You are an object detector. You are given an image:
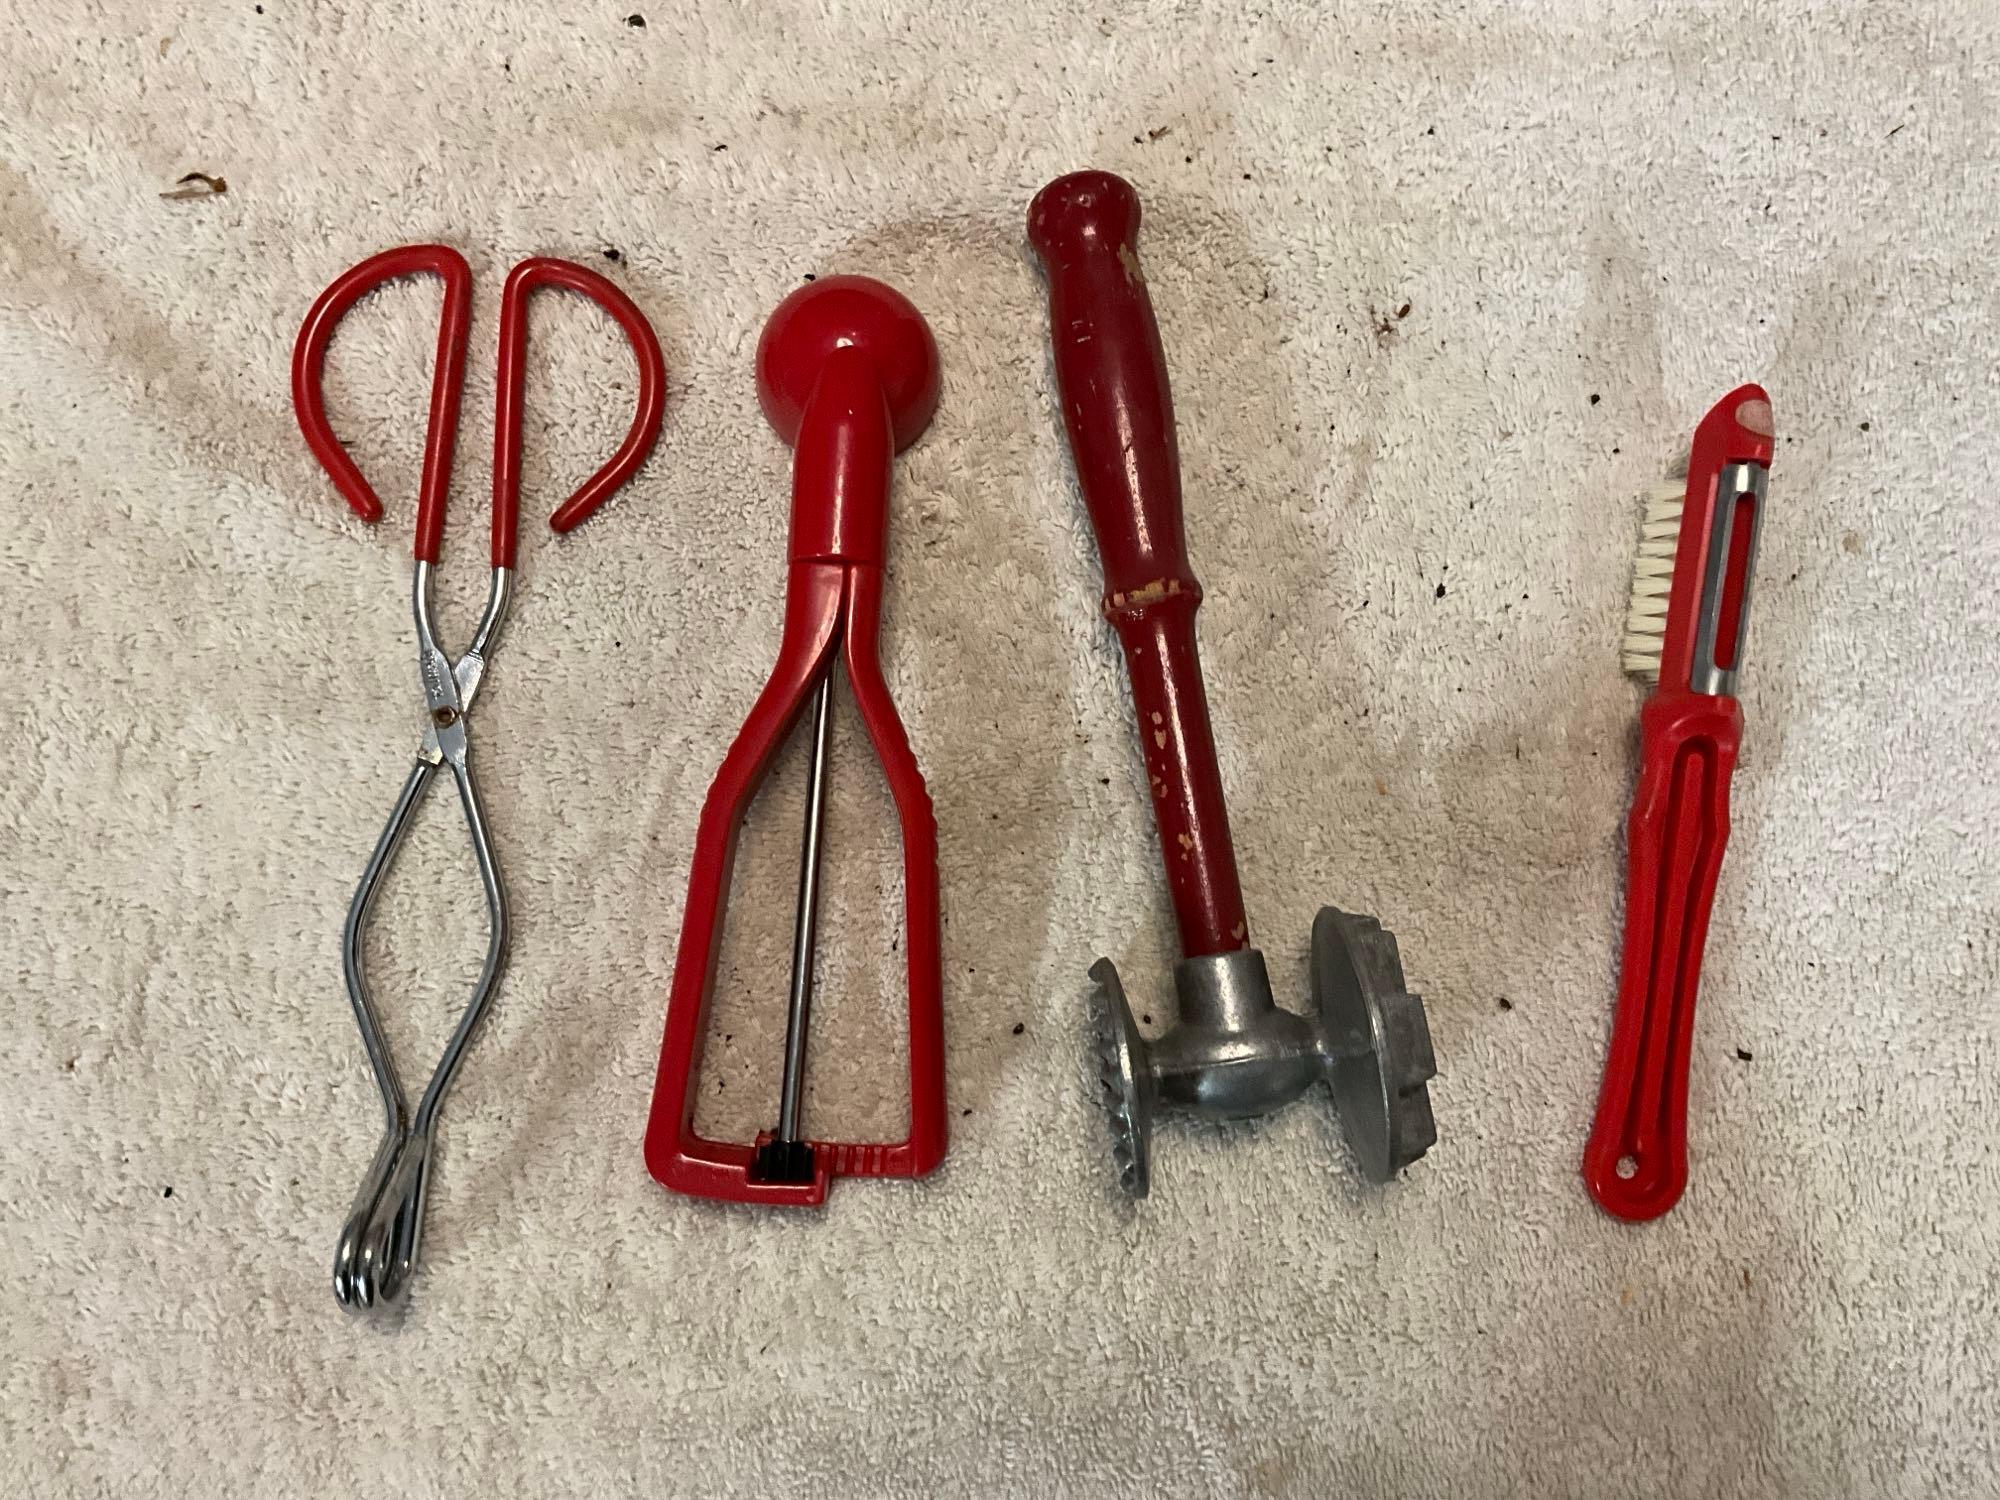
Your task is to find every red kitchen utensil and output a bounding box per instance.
[643,275,945,1206]
[293,243,667,1308]
[1028,170,1435,1197]
[1583,385,1774,1222]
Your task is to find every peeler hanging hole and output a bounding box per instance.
[1615,1154,1639,1180]
[1734,398,1775,438]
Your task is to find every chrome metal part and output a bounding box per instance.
[1088,910,1436,1195]
[775,671,835,1145]
[332,559,512,1313]
[1690,462,1767,698]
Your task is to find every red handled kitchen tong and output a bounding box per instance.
[293,243,666,1307]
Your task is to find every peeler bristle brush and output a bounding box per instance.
[1620,478,1688,680]
[1583,384,1774,1222]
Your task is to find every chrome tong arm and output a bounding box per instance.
[333,561,512,1312]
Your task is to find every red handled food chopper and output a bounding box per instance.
[644,276,946,1206]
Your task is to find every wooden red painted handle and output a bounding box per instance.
[1028,171,1249,958]
[1026,172,1192,601]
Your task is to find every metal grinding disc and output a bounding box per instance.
[1089,957,1156,1197]
[1311,907,1438,1182]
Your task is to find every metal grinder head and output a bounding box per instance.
[1090,907,1437,1196]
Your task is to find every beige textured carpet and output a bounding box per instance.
[4,2,1996,1495]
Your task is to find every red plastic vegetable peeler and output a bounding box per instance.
[644,275,945,1206]
[1583,386,1774,1222]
